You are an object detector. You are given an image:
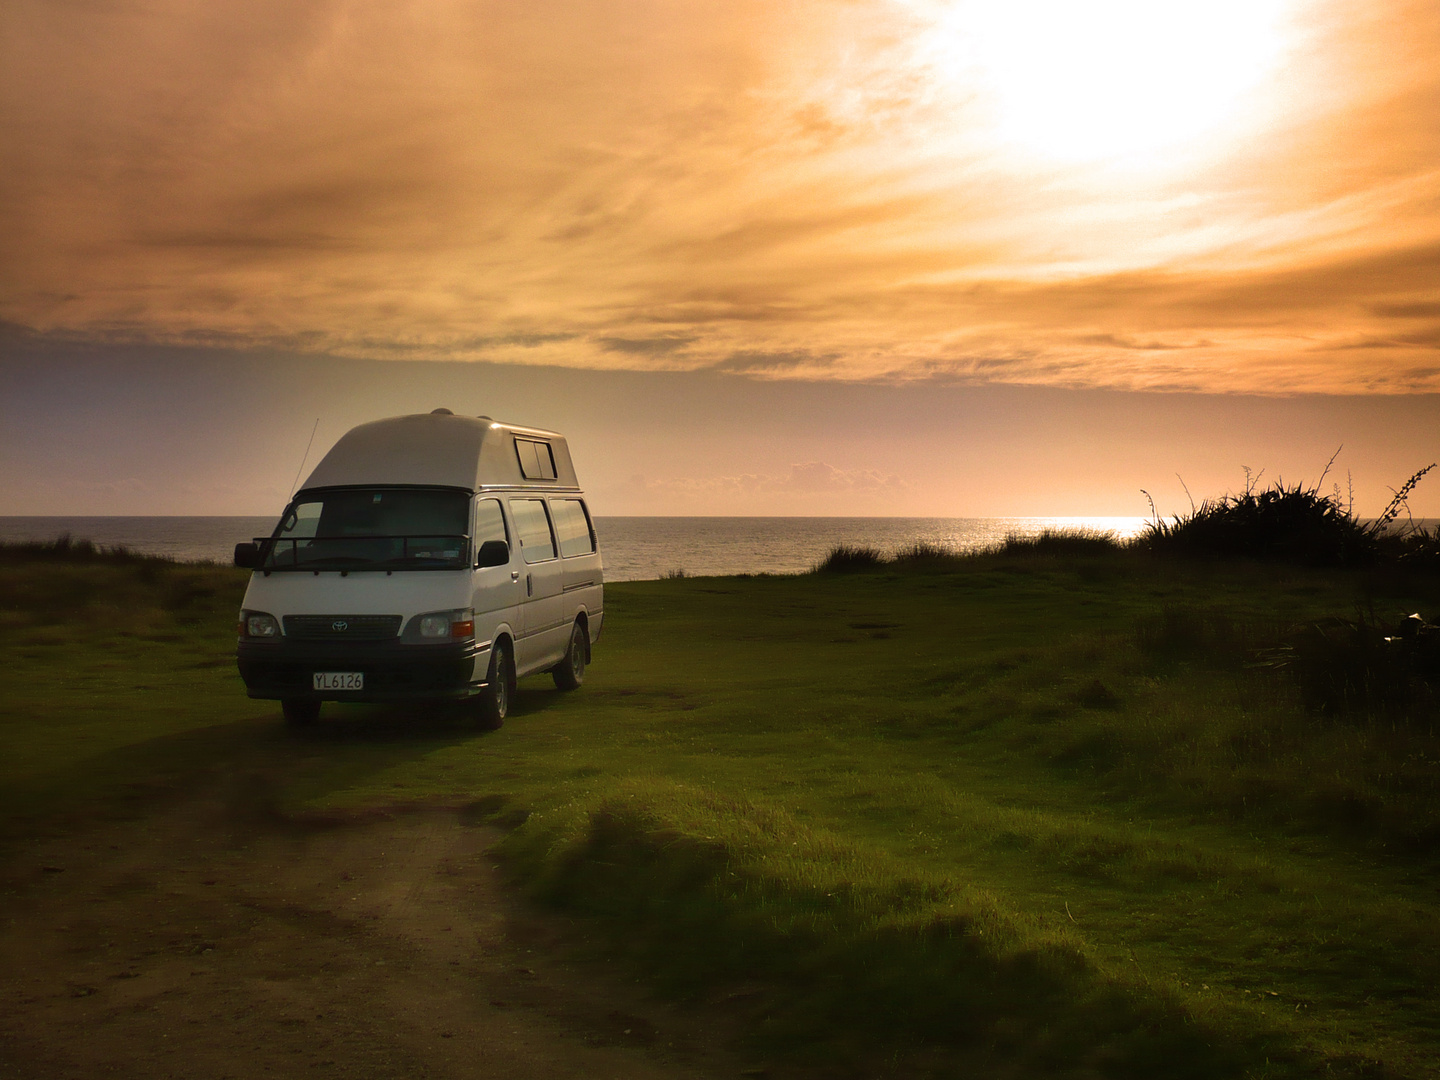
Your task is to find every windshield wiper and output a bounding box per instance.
[372,555,465,566]
[286,556,377,567]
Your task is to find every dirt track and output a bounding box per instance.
[0,784,761,1080]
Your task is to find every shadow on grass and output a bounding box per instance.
[287,679,566,742]
[0,689,565,851]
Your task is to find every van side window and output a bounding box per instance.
[550,499,596,558]
[474,498,508,546]
[510,498,557,563]
[515,438,558,481]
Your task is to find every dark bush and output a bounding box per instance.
[1394,526,1440,571]
[1139,485,1378,566]
[1259,613,1440,722]
[1139,464,1434,568]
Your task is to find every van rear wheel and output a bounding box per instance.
[552,621,587,691]
[282,699,321,726]
[476,640,514,730]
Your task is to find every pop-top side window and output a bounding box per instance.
[515,438,557,480]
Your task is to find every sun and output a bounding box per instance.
[928,0,1294,164]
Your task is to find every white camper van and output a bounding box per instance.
[233,410,603,726]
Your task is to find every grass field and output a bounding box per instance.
[3,543,1438,1078]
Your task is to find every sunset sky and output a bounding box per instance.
[3,0,1437,517]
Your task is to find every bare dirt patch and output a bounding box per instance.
[0,783,763,1080]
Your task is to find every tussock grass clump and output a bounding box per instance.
[890,540,962,567]
[0,535,162,565]
[0,541,243,629]
[812,544,885,573]
[815,531,1127,576]
[998,527,1124,557]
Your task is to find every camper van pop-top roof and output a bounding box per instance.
[298,411,580,493]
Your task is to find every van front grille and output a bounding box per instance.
[283,615,403,640]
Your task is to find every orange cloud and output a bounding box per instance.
[2,0,1437,393]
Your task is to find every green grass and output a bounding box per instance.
[3,545,1439,1078]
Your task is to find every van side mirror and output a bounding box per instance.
[476,539,510,568]
[233,542,261,569]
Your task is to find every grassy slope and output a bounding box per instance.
[3,550,1438,1078]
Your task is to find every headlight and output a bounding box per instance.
[408,609,475,641]
[241,611,279,638]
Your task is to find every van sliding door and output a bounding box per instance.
[507,497,567,674]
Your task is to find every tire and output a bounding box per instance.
[552,620,587,691]
[282,699,321,726]
[476,640,514,730]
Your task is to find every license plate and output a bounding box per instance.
[313,672,363,691]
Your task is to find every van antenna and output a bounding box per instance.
[289,418,320,497]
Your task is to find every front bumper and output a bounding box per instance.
[236,638,489,702]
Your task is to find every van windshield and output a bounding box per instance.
[262,488,470,570]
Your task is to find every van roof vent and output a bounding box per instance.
[476,415,492,422]
[430,408,454,415]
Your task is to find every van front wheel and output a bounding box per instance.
[476,641,514,730]
[553,621,587,691]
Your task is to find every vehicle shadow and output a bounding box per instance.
[283,680,563,744]
[1,684,574,853]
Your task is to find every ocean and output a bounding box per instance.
[0,515,1149,582]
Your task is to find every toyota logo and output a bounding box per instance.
[332,620,348,632]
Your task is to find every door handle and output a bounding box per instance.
[511,570,519,581]
[526,573,533,597]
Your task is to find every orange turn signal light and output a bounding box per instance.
[451,620,474,639]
